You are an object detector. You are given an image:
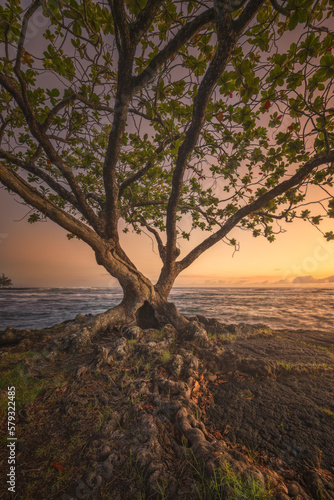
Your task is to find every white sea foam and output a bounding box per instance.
[0,287,333,331]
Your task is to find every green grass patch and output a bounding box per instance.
[0,351,36,370]
[320,407,334,421]
[151,329,167,341]
[276,361,330,372]
[0,357,66,411]
[184,448,273,500]
[160,349,171,365]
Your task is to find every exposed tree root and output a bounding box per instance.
[57,299,191,352]
[2,316,333,499]
[62,321,316,499]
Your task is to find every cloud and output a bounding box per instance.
[292,275,334,284]
[293,275,316,283]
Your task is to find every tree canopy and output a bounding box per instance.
[0,0,333,324]
[0,273,13,288]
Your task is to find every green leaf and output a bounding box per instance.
[288,12,299,31]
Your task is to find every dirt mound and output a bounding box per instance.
[0,318,333,499]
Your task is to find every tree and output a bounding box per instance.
[0,273,12,288]
[0,0,333,333]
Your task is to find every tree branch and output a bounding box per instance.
[121,199,168,211]
[42,94,76,131]
[138,218,166,262]
[130,0,165,45]
[0,161,101,249]
[108,0,132,54]
[118,134,181,199]
[0,72,103,234]
[234,0,268,31]
[132,8,215,92]
[74,93,160,123]
[0,148,78,208]
[269,0,291,16]
[179,151,334,271]
[164,10,238,265]
[14,0,41,75]
[0,161,149,290]
[103,73,133,240]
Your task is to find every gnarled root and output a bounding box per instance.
[60,297,190,353]
[60,303,132,352]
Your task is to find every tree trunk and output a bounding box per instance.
[89,246,189,336]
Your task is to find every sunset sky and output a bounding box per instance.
[0,4,333,290]
[1,186,334,288]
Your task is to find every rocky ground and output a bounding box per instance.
[0,315,333,500]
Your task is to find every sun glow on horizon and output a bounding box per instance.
[1,190,333,288]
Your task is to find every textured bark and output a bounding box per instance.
[60,284,189,351]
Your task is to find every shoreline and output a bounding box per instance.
[1,288,334,332]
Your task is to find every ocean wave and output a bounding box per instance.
[0,287,333,331]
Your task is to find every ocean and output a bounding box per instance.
[0,287,333,331]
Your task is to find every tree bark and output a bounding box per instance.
[94,247,188,332]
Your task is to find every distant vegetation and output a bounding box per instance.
[0,273,12,288]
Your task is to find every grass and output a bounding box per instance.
[30,430,91,498]
[207,331,219,339]
[150,329,168,341]
[35,432,86,461]
[241,389,255,400]
[320,407,334,422]
[160,349,172,365]
[94,405,113,432]
[208,327,273,342]
[131,356,153,378]
[276,361,330,372]
[128,338,138,349]
[294,340,334,356]
[116,450,147,499]
[245,447,260,465]
[0,358,67,412]
[256,328,273,336]
[183,448,273,500]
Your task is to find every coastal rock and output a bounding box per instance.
[124,326,143,339]
[5,313,334,500]
[243,468,265,485]
[219,351,239,373]
[99,458,114,480]
[303,470,334,500]
[114,338,128,358]
[287,482,302,496]
[237,357,274,377]
[97,444,111,461]
[188,355,199,371]
[85,472,103,490]
[169,354,184,377]
[0,326,27,346]
[75,313,87,324]
[61,328,91,352]
[162,324,177,337]
[191,315,225,331]
[179,321,201,340]
[94,345,113,367]
[193,326,210,347]
[99,412,121,438]
[277,482,289,495]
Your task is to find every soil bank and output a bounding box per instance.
[0,315,333,499]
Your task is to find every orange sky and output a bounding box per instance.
[1,188,333,288]
[1,10,333,289]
